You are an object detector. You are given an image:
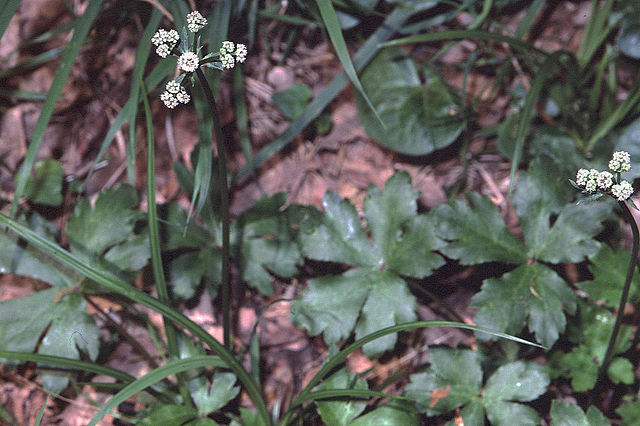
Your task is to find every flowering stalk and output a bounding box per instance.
[152,11,248,349]
[574,151,638,383]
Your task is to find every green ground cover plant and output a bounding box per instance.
[3,0,640,424]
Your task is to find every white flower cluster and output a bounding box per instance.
[575,151,634,201]
[187,11,207,33]
[178,51,199,73]
[219,41,247,69]
[160,80,190,109]
[609,151,631,173]
[151,29,179,58]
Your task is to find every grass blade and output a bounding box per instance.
[315,0,384,127]
[234,66,253,174]
[0,0,20,42]
[33,396,47,426]
[233,7,412,183]
[0,47,64,80]
[125,7,162,185]
[88,356,227,425]
[10,0,104,218]
[291,389,411,407]
[0,213,271,426]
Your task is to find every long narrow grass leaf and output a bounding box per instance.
[234,66,253,172]
[10,0,104,217]
[315,0,384,126]
[33,396,47,426]
[0,47,64,80]
[382,29,548,56]
[292,389,411,407]
[515,0,546,39]
[0,0,20,42]
[84,57,175,188]
[88,356,227,425]
[125,8,162,185]
[233,7,412,183]
[0,214,271,426]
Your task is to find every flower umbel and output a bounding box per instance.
[178,51,199,73]
[597,171,613,191]
[609,151,632,173]
[219,41,247,69]
[612,180,634,201]
[151,29,179,58]
[187,11,207,33]
[161,80,190,108]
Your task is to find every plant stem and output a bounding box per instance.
[599,201,639,378]
[195,68,232,350]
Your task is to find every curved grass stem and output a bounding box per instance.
[599,201,639,379]
[195,68,232,350]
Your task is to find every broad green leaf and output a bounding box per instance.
[158,202,203,250]
[294,173,443,355]
[524,202,610,264]
[271,84,312,119]
[406,348,547,425]
[190,373,239,416]
[354,270,417,356]
[23,159,63,206]
[355,48,465,155]
[229,407,267,426]
[405,348,482,415]
[349,402,419,426]
[471,263,577,347]
[67,184,142,259]
[315,369,367,425]
[552,302,632,391]
[433,192,527,265]
[0,213,76,288]
[298,193,377,266]
[104,234,150,272]
[139,404,199,426]
[363,172,419,259]
[617,20,640,59]
[617,398,640,426]
[0,289,58,353]
[608,357,635,385]
[292,268,371,346]
[237,194,303,295]
[527,129,586,174]
[167,251,209,301]
[550,400,609,426]
[39,294,100,393]
[577,244,639,308]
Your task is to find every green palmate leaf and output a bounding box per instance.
[23,159,64,206]
[433,192,527,265]
[271,83,312,119]
[168,249,221,301]
[236,193,303,295]
[66,184,142,260]
[617,398,640,426]
[38,293,100,393]
[0,213,76,288]
[550,400,609,426]
[139,405,198,426]
[348,402,419,426]
[355,48,465,155]
[607,357,635,385]
[316,369,368,426]
[104,234,150,272]
[471,263,577,347]
[293,173,444,356]
[405,348,548,425]
[551,302,632,391]
[0,290,100,393]
[577,244,640,308]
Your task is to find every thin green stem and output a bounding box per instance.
[599,201,639,378]
[195,67,232,350]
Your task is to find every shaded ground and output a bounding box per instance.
[0,0,608,424]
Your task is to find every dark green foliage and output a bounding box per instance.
[550,400,609,426]
[272,83,312,119]
[355,48,466,156]
[405,347,549,425]
[291,172,445,356]
[23,159,64,206]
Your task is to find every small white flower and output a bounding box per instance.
[235,43,247,63]
[152,29,179,57]
[176,87,190,104]
[609,151,632,173]
[160,91,178,109]
[597,171,614,190]
[156,44,171,58]
[166,80,181,94]
[187,10,208,33]
[576,169,589,186]
[178,51,199,72]
[585,179,597,193]
[220,53,235,69]
[611,180,634,201]
[221,41,235,52]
